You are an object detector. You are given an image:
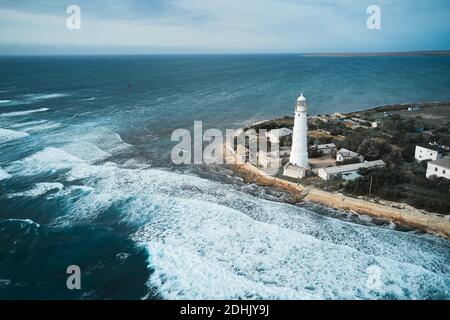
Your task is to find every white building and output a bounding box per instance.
[258,151,282,169]
[408,106,421,112]
[283,93,309,179]
[266,127,292,144]
[415,145,445,162]
[371,121,381,128]
[314,143,337,155]
[289,93,309,168]
[283,162,306,179]
[318,160,386,181]
[351,118,371,126]
[426,158,450,180]
[336,148,364,163]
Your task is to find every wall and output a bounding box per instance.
[426,163,450,179]
[415,146,439,162]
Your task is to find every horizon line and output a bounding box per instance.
[1,49,450,57]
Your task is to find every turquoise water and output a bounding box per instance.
[0,55,449,299]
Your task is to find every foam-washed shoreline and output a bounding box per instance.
[231,161,450,238]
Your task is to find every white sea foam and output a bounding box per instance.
[65,162,117,182]
[72,185,94,192]
[0,108,49,117]
[0,167,11,181]
[25,93,68,101]
[6,142,448,299]
[0,93,66,108]
[9,120,48,128]
[3,219,40,228]
[6,139,119,178]
[84,131,131,154]
[0,128,29,143]
[8,182,64,198]
[60,185,94,195]
[7,147,85,176]
[61,141,112,164]
[42,161,449,300]
[0,100,31,107]
[21,122,62,133]
[133,197,448,300]
[43,129,131,160]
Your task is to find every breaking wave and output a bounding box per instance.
[6,130,130,177]
[0,108,49,117]
[7,145,446,300]
[82,131,131,154]
[0,167,11,181]
[21,122,63,133]
[8,182,64,198]
[8,120,48,128]
[0,128,29,143]
[6,147,85,176]
[0,100,26,107]
[24,93,69,101]
[135,198,448,299]
[2,219,40,228]
[61,141,112,164]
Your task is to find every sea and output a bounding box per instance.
[0,55,449,299]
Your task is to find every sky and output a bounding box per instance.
[0,0,449,54]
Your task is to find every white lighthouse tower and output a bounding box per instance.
[289,93,309,168]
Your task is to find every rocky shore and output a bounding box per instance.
[231,161,450,238]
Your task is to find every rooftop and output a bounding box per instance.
[284,162,306,173]
[429,157,450,169]
[297,93,306,102]
[321,160,386,175]
[337,148,360,158]
[317,143,336,149]
[417,144,448,154]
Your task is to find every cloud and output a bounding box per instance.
[0,0,449,54]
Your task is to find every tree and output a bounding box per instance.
[401,144,416,162]
[382,149,404,165]
[358,137,391,160]
[344,167,407,197]
[342,132,365,151]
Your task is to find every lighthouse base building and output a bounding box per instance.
[283,162,307,179]
[283,93,310,179]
